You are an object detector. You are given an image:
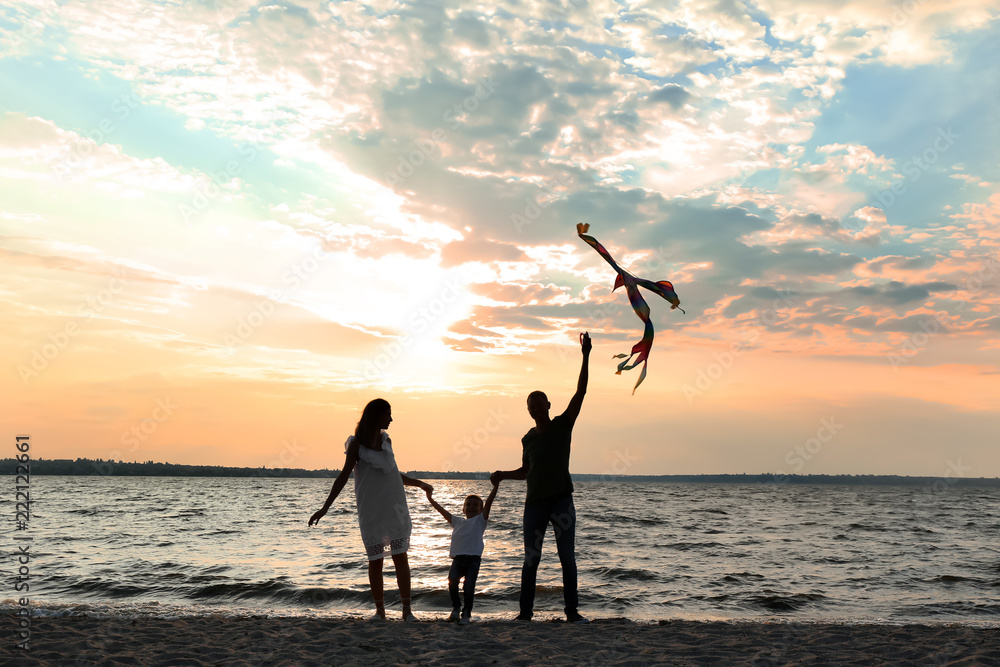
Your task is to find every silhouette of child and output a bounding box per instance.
[426,481,499,624]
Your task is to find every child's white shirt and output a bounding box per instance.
[449,514,486,557]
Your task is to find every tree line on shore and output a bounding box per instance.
[5,458,999,486]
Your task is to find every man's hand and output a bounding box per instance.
[580,331,592,354]
[490,470,503,486]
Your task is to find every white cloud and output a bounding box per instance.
[0,112,195,194]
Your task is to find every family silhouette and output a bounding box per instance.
[309,332,592,623]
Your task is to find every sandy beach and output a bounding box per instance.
[4,614,998,666]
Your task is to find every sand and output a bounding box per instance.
[3,613,999,666]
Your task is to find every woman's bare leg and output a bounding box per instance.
[392,552,412,618]
[368,557,386,619]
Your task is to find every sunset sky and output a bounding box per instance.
[2,1,998,477]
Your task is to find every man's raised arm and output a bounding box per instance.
[563,332,591,423]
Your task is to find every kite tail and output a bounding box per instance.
[612,321,653,393]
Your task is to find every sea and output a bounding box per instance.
[4,476,1000,625]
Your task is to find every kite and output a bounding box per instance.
[577,223,684,393]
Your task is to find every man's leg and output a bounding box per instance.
[551,494,579,615]
[518,501,549,618]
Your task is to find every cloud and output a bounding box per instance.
[469,281,568,305]
[0,112,195,196]
[647,84,692,109]
[440,238,528,267]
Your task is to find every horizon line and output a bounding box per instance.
[10,457,999,482]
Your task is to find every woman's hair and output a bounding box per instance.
[355,398,390,450]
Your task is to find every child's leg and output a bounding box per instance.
[368,557,386,618]
[391,552,412,616]
[447,558,462,612]
[462,557,481,618]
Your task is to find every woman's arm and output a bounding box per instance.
[308,441,359,526]
[401,473,433,494]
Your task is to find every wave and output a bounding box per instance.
[895,600,1000,617]
[847,523,887,532]
[655,541,724,551]
[743,592,827,612]
[929,575,979,585]
[719,573,765,584]
[591,566,661,582]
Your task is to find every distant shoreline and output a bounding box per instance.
[6,458,999,486]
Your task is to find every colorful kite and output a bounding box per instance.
[577,223,684,393]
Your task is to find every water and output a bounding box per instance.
[4,477,999,624]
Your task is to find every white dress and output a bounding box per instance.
[348,433,412,561]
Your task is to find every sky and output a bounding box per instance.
[2,0,998,478]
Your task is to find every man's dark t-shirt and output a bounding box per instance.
[521,413,575,503]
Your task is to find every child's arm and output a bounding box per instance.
[481,480,500,523]
[425,488,453,525]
